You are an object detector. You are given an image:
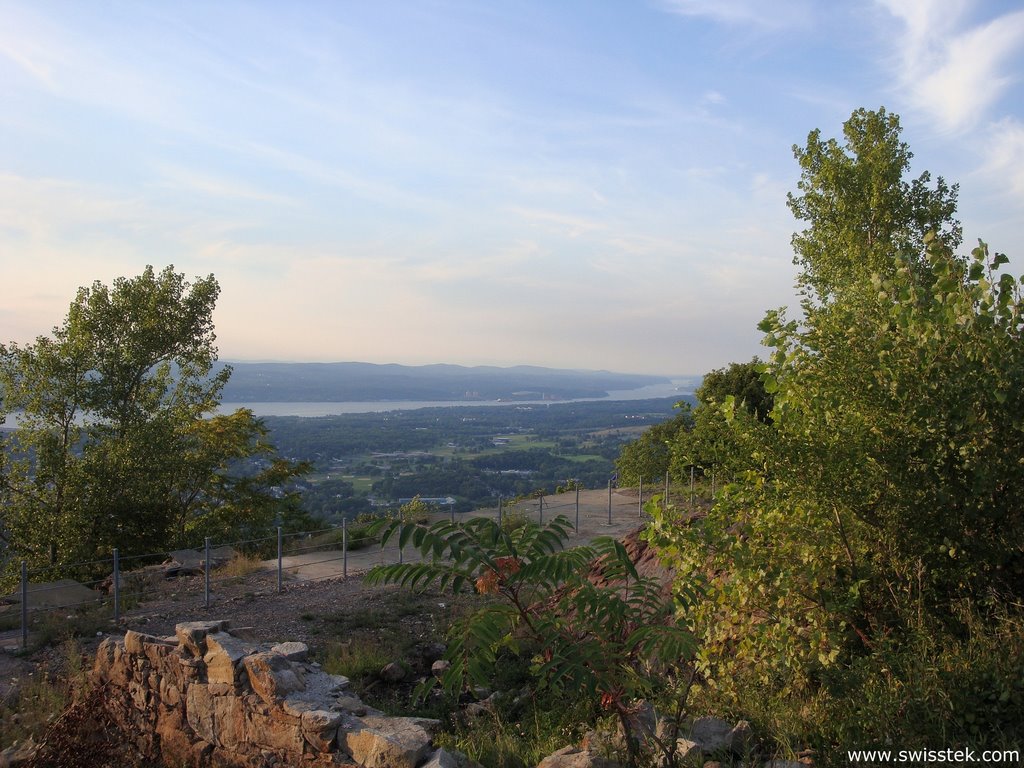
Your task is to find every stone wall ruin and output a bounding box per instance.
[91,619,464,768]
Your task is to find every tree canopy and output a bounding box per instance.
[0,265,307,570]
[647,108,1024,751]
[788,106,961,303]
[615,359,770,488]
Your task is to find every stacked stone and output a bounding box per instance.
[91,619,458,768]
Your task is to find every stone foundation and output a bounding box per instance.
[91,620,450,768]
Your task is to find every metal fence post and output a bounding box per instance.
[607,479,612,526]
[20,561,28,650]
[665,470,670,513]
[342,518,348,578]
[398,521,404,565]
[638,478,643,519]
[497,496,503,527]
[539,495,544,525]
[277,527,283,594]
[450,503,455,524]
[113,549,120,625]
[204,537,211,609]
[575,486,580,533]
[690,465,695,510]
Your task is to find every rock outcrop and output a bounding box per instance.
[91,619,454,768]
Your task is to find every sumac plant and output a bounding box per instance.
[364,514,699,767]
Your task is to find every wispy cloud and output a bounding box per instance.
[152,164,296,205]
[655,0,812,30]
[0,173,154,239]
[0,6,181,127]
[876,0,1024,134]
[978,117,1024,201]
[507,206,608,239]
[235,142,444,212]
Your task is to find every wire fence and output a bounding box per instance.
[2,483,683,650]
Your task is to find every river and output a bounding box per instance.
[218,379,696,417]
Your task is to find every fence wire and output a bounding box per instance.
[4,485,693,649]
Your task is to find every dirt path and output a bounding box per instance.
[268,487,651,580]
[118,488,654,641]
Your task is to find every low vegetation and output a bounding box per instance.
[0,640,88,751]
[366,515,698,767]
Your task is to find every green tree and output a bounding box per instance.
[615,360,768,492]
[666,359,773,495]
[694,359,773,423]
[0,265,307,569]
[789,106,960,303]
[615,407,691,486]
[669,399,761,497]
[398,494,435,524]
[650,108,1024,752]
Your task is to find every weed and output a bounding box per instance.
[213,552,265,580]
[366,516,697,768]
[345,524,380,551]
[27,603,113,651]
[0,639,87,749]
[320,637,393,685]
[0,607,20,633]
[286,525,380,554]
[499,509,529,533]
[286,530,343,555]
[435,690,596,768]
[687,601,1024,766]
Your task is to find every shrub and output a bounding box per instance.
[365,515,699,768]
[213,551,265,579]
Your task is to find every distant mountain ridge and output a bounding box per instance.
[218,361,671,403]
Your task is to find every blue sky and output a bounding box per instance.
[2,0,1023,376]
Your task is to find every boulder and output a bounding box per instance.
[271,641,309,662]
[418,642,447,664]
[536,745,622,768]
[686,716,754,756]
[340,715,437,768]
[616,699,656,749]
[0,736,38,768]
[421,747,484,768]
[243,652,305,705]
[204,632,253,690]
[380,661,406,683]
[421,748,462,768]
[175,620,229,657]
[91,618,458,767]
[300,708,344,751]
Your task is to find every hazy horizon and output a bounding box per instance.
[217,358,690,378]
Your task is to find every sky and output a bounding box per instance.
[2,1,1023,377]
